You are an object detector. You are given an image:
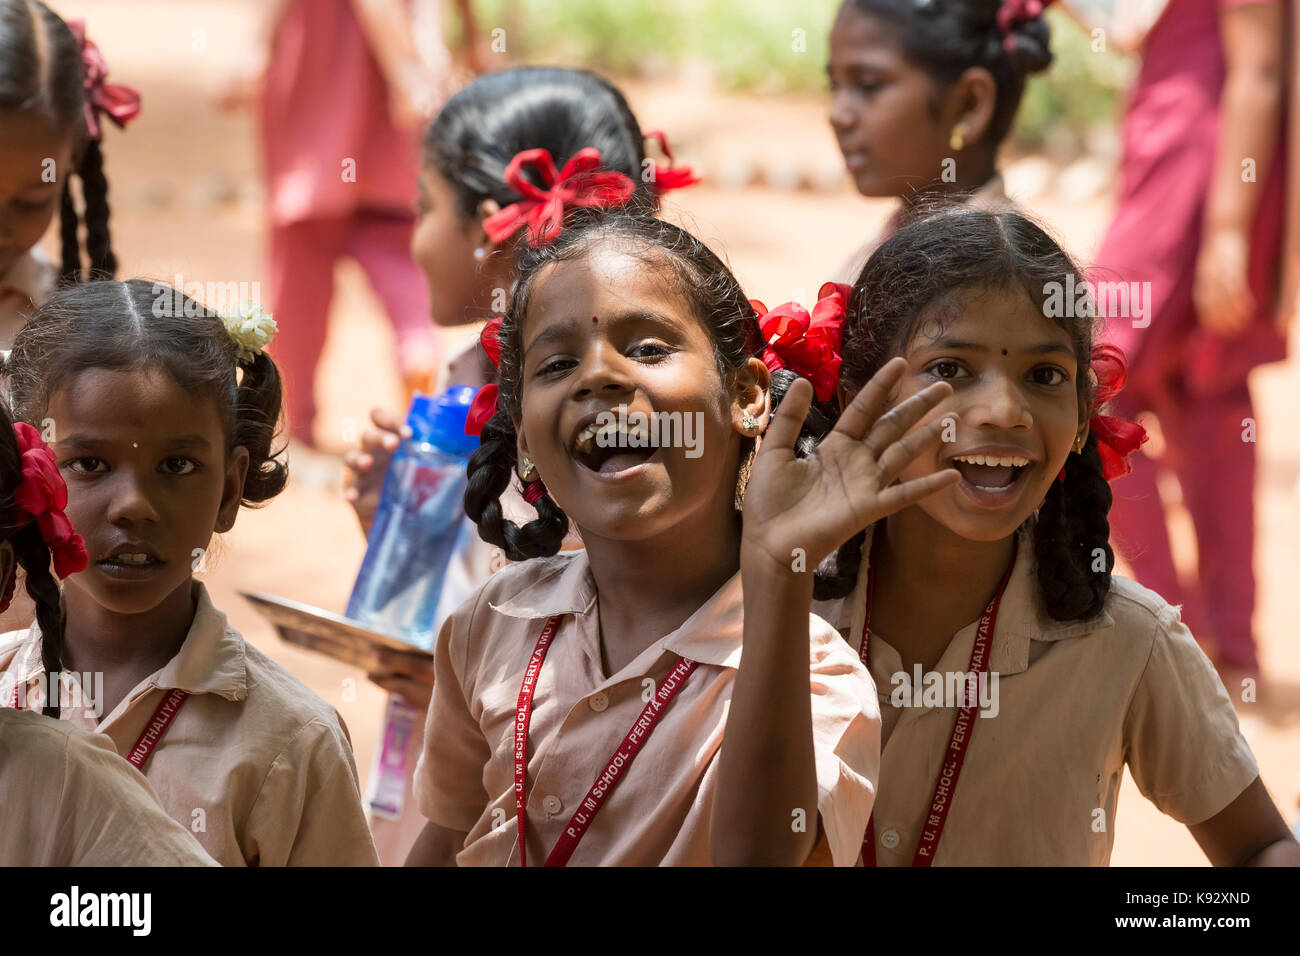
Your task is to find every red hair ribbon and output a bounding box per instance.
[996,0,1056,54]
[1059,343,1148,483]
[642,130,700,196]
[482,148,636,247]
[66,20,142,141]
[464,317,504,437]
[749,282,850,403]
[5,423,89,598]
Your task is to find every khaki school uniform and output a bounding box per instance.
[0,707,217,866]
[811,525,1260,866]
[0,581,379,867]
[415,549,880,866]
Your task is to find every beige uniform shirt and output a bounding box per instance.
[0,582,379,867]
[0,708,217,866]
[415,550,880,866]
[811,526,1259,866]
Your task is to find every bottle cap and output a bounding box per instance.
[407,386,479,457]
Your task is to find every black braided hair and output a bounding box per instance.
[9,280,288,510]
[464,208,838,561]
[842,0,1053,150]
[819,202,1112,620]
[0,399,67,718]
[76,139,116,281]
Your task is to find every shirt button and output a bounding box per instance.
[541,795,563,815]
[880,828,901,850]
[588,692,609,712]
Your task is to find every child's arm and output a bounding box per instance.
[1194,2,1286,335]
[711,361,958,866]
[1188,777,1300,866]
[405,821,468,866]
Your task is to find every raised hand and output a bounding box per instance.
[742,357,959,573]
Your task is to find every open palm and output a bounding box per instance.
[744,358,960,571]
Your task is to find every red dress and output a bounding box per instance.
[1096,0,1288,672]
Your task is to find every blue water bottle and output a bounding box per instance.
[346,386,479,651]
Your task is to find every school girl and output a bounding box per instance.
[405,210,963,866]
[0,0,137,342]
[811,205,1299,865]
[826,0,1052,279]
[0,280,379,866]
[0,402,213,866]
[341,66,693,863]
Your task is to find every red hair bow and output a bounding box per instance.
[465,317,505,437]
[1087,343,1147,481]
[643,130,700,196]
[66,20,142,141]
[749,282,849,403]
[482,148,636,248]
[8,423,89,582]
[996,0,1057,54]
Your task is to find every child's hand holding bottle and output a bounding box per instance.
[343,407,411,535]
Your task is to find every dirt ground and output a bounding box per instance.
[46,0,1300,865]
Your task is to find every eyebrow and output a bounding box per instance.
[917,337,1077,358]
[523,309,687,357]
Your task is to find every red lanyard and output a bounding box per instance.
[125,688,189,770]
[513,615,697,867]
[859,546,1016,867]
[8,676,187,771]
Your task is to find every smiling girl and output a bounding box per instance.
[826,0,1052,280]
[404,211,962,866]
[813,205,1299,866]
[0,279,379,866]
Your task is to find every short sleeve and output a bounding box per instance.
[808,615,880,867]
[53,725,217,866]
[242,716,380,866]
[1123,609,1259,825]
[413,595,493,835]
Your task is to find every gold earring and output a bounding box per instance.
[519,455,537,482]
[949,125,966,152]
[1074,434,1086,454]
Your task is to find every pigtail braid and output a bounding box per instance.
[463,410,568,561]
[813,528,867,602]
[58,180,80,285]
[8,523,64,718]
[77,141,116,280]
[234,350,288,504]
[1034,432,1113,621]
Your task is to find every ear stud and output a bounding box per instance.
[741,411,760,431]
[519,455,538,482]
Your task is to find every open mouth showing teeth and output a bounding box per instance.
[572,422,658,474]
[950,454,1031,491]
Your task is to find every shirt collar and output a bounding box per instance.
[16,581,248,700]
[489,550,746,669]
[846,520,1114,677]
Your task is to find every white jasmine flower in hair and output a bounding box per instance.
[220,302,277,364]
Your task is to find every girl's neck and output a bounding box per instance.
[869,507,1017,672]
[580,502,741,674]
[60,577,197,681]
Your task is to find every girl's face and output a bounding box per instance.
[47,366,249,616]
[827,8,953,198]
[856,286,1086,541]
[515,242,766,544]
[0,111,76,276]
[410,165,511,327]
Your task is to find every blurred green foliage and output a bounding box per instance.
[463,2,1131,146]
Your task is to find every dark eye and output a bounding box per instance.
[161,457,198,476]
[629,342,672,360]
[64,457,108,476]
[13,198,50,212]
[537,357,577,376]
[1030,366,1068,387]
[925,359,967,381]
